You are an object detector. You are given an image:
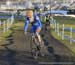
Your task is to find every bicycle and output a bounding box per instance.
[30,33,45,59]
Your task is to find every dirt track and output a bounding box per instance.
[0,23,75,65]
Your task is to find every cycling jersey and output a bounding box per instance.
[24,15,42,33]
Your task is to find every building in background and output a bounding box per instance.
[0,0,75,10]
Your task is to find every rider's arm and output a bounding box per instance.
[24,19,29,32]
[36,16,42,27]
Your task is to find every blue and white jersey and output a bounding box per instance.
[24,14,42,33]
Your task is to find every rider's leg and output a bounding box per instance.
[35,28,41,43]
[35,28,44,47]
[36,28,45,56]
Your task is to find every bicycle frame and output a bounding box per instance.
[30,33,41,59]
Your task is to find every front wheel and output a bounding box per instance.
[30,37,40,59]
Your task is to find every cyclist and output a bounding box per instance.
[45,15,51,31]
[24,9,43,47]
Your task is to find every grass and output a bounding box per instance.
[13,22,24,27]
[0,30,12,41]
[0,23,14,41]
[54,16,75,24]
[12,22,24,30]
[50,16,75,55]
[51,29,75,56]
[51,22,75,39]
[0,21,23,41]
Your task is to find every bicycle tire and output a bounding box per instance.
[30,36,39,59]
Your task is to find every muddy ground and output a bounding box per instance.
[0,23,75,65]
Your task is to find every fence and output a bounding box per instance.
[50,18,75,44]
[0,15,14,33]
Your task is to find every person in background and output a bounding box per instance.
[45,15,51,31]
